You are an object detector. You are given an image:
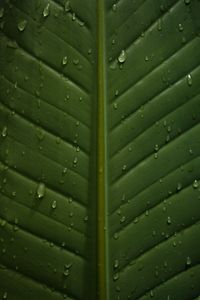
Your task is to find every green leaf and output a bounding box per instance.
[0,0,200,299]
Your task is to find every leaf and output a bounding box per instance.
[0,0,200,299]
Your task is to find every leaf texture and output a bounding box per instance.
[0,0,200,299]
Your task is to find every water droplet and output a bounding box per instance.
[43,3,50,18]
[113,272,119,281]
[72,12,76,21]
[113,259,119,269]
[167,216,172,225]
[17,20,27,32]
[120,215,126,223]
[184,0,191,4]
[113,232,119,240]
[186,256,192,266]
[113,102,118,109]
[122,164,127,171]
[64,1,71,12]
[157,18,162,31]
[150,290,154,297]
[73,157,78,164]
[118,50,126,63]
[187,74,192,86]
[0,7,4,18]
[177,182,182,191]
[62,56,68,66]
[1,126,7,138]
[154,144,159,152]
[63,269,70,277]
[178,23,183,32]
[112,3,117,11]
[193,180,199,189]
[51,200,57,209]
[3,292,7,299]
[37,182,46,199]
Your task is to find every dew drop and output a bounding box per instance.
[186,256,192,266]
[3,292,7,299]
[120,215,126,223]
[157,18,162,31]
[184,0,191,4]
[113,272,119,281]
[154,144,159,152]
[43,3,50,18]
[193,180,199,189]
[187,74,192,86]
[17,20,27,32]
[1,126,7,138]
[113,102,118,110]
[113,259,119,269]
[167,216,172,225]
[51,200,57,209]
[178,23,183,32]
[177,182,182,191]
[118,50,126,63]
[62,56,68,66]
[37,182,46,199]
[113,232,119,240]
[112,3,117,11]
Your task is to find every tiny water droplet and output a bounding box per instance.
[150,290,154,297]
[193,180,199,189]
[186,256,192,266]
[43,3,50,18]
[113,272,119,281]
[118,50,126,63]
[113,102,118,109]
[62,56,68,66]
[18,20,27,32]
[113,232,119,240]
[1,126,7,138]
[167,216,172,225]
[3,292,8,299]
[113,259,119,269]
[184,0,191,4]
[122,164,127,171]
[120,215,126,223]
[177,182,182,191]
[64,1,71,12]
[154,144,159,152]
[157,18,162,31]
[37,182,45,199]
[51,200,57,209]
[63,269,69,277]
[187,74,192,86]
[178,23,183,32]
[112,3,117,11]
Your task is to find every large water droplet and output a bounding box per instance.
[118,50,126,63]
[43,3,50,18]
[37,182,46,199]
[17,20,27,32]
[187,74,192,86]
